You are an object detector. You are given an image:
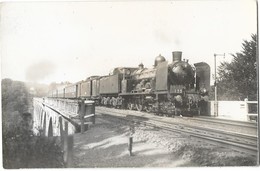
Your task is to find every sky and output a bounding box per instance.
[0,0,257,85]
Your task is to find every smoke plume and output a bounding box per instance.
[25,60,56,82]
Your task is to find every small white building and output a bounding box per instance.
[210,100,258,121]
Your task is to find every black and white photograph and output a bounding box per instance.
[0,0,258,168]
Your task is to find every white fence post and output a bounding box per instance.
[245,100,258,121]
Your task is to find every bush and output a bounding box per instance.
[2,79,65,168]
[3,120,65,168]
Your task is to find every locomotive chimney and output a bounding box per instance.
[172,51,182,62]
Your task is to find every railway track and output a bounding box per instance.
[96,107,258,156]
[96,107,257,135]
[189,116,257,129]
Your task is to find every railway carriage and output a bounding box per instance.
[47,90,55,98]
[79,79,92,98]
[91,77,100,99]
[82,76,101,102]
[64,84,78,98]
[57,87,65,98]
[52,89,58,98]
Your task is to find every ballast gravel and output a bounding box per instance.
[72,114,257,167]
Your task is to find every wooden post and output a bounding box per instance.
[92,115,95,124]
[80,99,86,133]
[128,137,133,156]
[92,104,95,124]
[128,122,135,156]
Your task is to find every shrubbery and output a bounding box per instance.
[2,79,65,168]
[3,118,65,168]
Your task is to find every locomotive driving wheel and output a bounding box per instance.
[136,104,143,111]
[144,105,152,113]
[128,103,134,110]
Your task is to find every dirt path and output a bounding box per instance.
[72,117,195,167]
[72,114,256,167]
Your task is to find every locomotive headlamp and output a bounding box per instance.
[183,63,188,68]
[175,95,182,102]
[200,88,207,94]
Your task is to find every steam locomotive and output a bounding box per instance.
[48,51,210,116]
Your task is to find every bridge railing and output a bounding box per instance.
[44,98,80,117]
[43,98,96,127]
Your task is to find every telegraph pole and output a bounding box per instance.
[214,53,225,117]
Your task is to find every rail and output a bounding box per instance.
[189,116,257,129]
[96,107,257,156]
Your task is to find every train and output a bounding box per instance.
[48,51,210,116]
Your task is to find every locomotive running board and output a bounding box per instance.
[119,92,154,96]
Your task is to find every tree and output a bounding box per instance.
[217,34,257,100]
[2,79,64,168]
[2,79,30,114]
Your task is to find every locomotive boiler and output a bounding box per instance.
[48,51,210,116]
